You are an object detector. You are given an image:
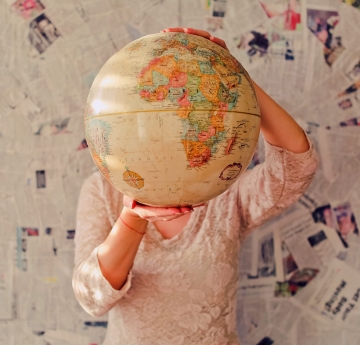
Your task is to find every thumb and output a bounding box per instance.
[123,195,137,209]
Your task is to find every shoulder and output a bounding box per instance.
[82,170,105,189]
[79,171,106,202]
[207,180,241,213]
[82,171,121,197]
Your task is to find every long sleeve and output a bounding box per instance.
[72,172,132,317]
[238,134,318,236]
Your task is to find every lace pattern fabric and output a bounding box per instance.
[72,137,318,345]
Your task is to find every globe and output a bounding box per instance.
[84,32,261,207]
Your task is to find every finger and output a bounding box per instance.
[210,36,229,51]
[146,213,187,222]
[184,28,211,39]
[135,206,182,219]
[160,27,186,33]
[155,207,184,216]
[179,206,194,213]
[162,215,183,221]
[144,215,174,222]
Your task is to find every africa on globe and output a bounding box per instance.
[84,32,261,207]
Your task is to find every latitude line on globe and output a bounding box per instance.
[84,109,261,122]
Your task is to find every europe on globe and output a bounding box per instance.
[84,32,261,207]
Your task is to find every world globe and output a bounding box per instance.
[84,32,261,207]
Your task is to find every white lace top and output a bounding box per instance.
[72,138,318,345]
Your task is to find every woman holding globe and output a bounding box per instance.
[73,27,317,345]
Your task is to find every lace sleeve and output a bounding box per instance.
[72,173,132,317]
[238,134,318,237]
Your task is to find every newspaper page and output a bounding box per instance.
[0,242,14,320]
[280,213,346,271]
[312,201,359,250]
[238,232,257,276]
[304,1,360,91]
[3,0,360,344]
[305,258,360,323]
[317,128,360,200]
[295,311,340,345]
[239,222,283,288]
[206,0,227,32]
[236,297,269,342]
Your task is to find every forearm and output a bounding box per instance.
[252,81,309,154]
[97,208,148,290]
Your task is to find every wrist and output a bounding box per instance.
[122,206,142,219]
[120,207,148,233]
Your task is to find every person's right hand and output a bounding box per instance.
[123,195,194,222]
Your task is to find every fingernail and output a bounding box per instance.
[184,210,194,214]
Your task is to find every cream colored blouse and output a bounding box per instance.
[72,137,318,345]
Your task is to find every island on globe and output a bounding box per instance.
[84,32,261,207]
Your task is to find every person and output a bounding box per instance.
[237,28,270,61]
[337,212,357,241]
[72,27,318,345]
[36,16,59,44]
[247,30,269,57]
[260,0,301,31]
[334,203,359,246]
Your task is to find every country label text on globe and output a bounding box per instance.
[84,33,260,207]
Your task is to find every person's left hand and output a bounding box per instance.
[160,27,229,51]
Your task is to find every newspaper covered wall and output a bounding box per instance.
[1,0,360,344]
